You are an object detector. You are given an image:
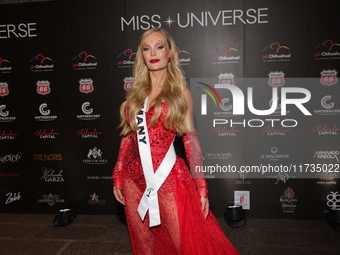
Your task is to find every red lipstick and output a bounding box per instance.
[150,59,160,63]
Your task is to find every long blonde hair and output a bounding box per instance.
[119,28,188,135]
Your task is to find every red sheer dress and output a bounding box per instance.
[112,102,239,255]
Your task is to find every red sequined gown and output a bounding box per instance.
[113,102,239,255]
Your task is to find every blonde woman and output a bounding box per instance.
[113,27,239,255]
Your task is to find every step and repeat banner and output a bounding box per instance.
[0,0,339,219]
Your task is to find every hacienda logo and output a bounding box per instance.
[73,51,97,70]
[314,39,340,60]
[117,49,136,68]
[30,54,54,72]
[212,44,240,64]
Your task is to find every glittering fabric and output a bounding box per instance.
[113,102,240,255]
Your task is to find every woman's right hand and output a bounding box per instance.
[113,186,125,205]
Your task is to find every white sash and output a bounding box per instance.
[136,97,176,227]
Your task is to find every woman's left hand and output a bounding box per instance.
[200,197,209,219]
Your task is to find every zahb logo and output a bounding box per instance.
[0,82,9,97]
[36,80,51,95]
[0,105,16,122]
[314,39,340,60]
[77,102,100,120]
[123,77,134,91]
[79,79,94,94]
[212,44,240,64]
[35,103,57,121]
[262,42,291,62]
[117,49,136,68]
[73,51,97,70]
[30,54,53,72]
[320,69,337,86]
[0,56,12,73]
[314,95,340,116]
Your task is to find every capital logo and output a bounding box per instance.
[0,82,9,97]
[35,103,57,121]
[30,54,53,72]
[320,69,337,86]
[313,124,339,136]
[0,130,18,140]
[268,71,285,87]
[315,39,340,59]
[117,49,136,67]
[73,51,97,70]
[36,80,51,95]
[212,44,240,64]
[79,78,94,94]
[326,191,340,210]
[0,57,11,73]
[77,128,102,138]
[262,42,291,61]
[35,129,60,139]
[123,77,134,91]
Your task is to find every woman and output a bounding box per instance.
[113,27,239,255]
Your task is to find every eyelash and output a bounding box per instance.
[142,46,165,52]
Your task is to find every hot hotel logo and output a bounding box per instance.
[73,51,97,70]
[314,39,340,60]
[212,44,240,64]
[30,54,54,72]
[262,42,291,62]
[0,56,12,73]
[117,49,136,68]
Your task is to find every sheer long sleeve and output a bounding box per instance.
[182,130,208,199]
[112,134,132,190]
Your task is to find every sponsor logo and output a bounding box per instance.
[117,49,136,68]
[0,172,20,178]
[30,54,53,72]
[0,129,18,139]
[314,95,340,115]
[212,44,240,64]
[177,47,190,66]
[83,147,108,165]
[35,103,57,121]
[0,105,16,122]
[79,78,94,94]
[77,128,102,138]
[0,56,12,73]
[314,151,339,161]
[320,69,337,86]
[77,102,100,120]
[0,22,37,39]
[121,8,269,31]
[262,125,291,136]
[40,168,64,182]
[314,39,340,60]
[73,51,97,70]
[36,80,51,95]
[0,153,22,163]
[204,152,232,160]
[87,175,112,180]
[326,191,340,210]
[268,71,285,87]
[280,186,297,213]
[38,193,65,206]
[262,42,291,62]
[0,82,9,96]
[33,154,62,161]
[123,77,134,91]
[260,147,289,162]
[312,124,339,136]
[88,193,106,206]
[5,192,21,204]
[35,129,60,139]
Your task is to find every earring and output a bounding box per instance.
[168,57,171,63]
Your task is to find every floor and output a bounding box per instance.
[0,213,339,255]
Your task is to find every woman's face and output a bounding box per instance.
[141,32,171,72]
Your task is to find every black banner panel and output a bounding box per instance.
[0,0,339,219]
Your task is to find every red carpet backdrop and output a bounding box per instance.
[0,0,339,219]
